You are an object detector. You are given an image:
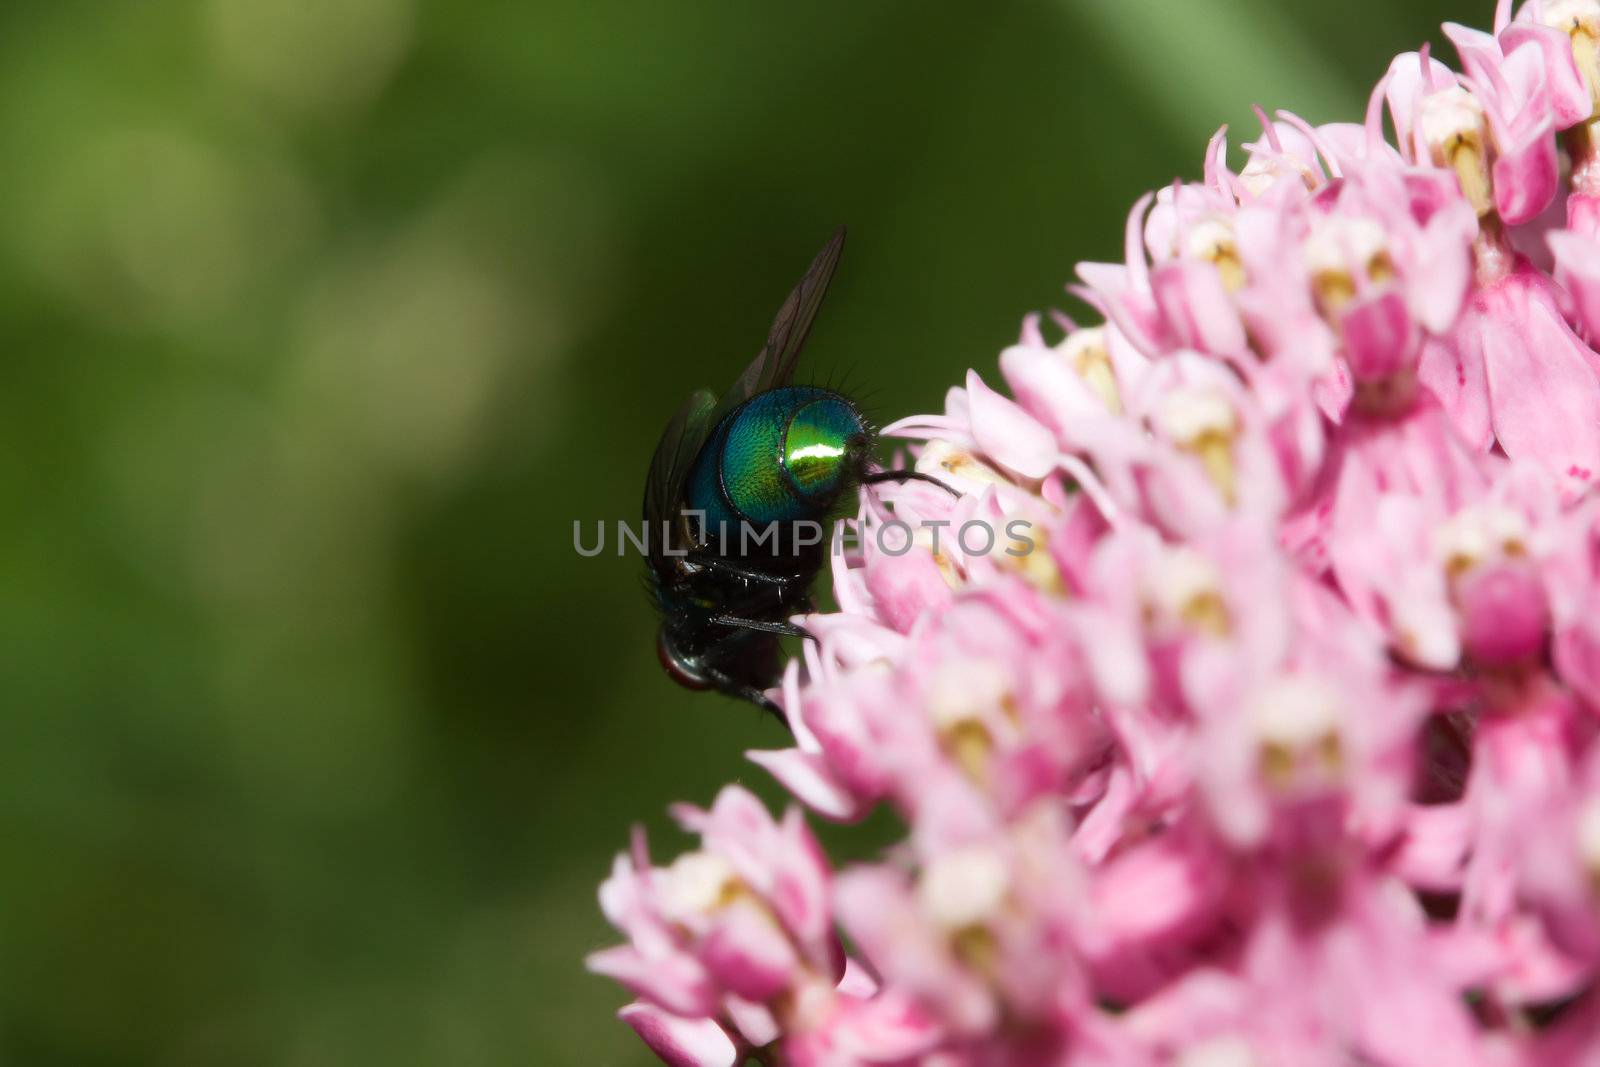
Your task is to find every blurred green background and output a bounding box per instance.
[0,1,1480,1063]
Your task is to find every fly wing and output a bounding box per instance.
[643,386,718,529]
[643,228,844,539]
[715,226,846,419]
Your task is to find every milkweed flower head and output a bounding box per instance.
[592,3,1600,1062]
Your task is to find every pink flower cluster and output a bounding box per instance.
[593,3,1600,1063]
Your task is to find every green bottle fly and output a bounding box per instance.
[642,227,953,717]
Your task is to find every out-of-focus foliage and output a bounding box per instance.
[0,1,1477,1063]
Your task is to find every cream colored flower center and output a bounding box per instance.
[1144,547,1230,637]
[997,514,1066,596]
[1185,218,1247,293]
[919,845,1010,926]
[918,845,1010,974]
[1157,387,1239,504]
[1418,85,1493,216]
[929,661,1011,784]
[1180,1036,1258,1067]
[1579,796,1600,893]
[662,851,742,917]
[917,438,1010,487]
[1060,326,1123,414]
[1435,506,1529,580]
[911,525,964,589]
[1543,1,1600,112]
[1240,152,1320,198]
[1305,216,1394,315]
[1250,675,1345,787]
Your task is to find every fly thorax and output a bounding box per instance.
[714,387,865,533]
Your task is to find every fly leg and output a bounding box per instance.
[708,614,812,640]
[695,657,787,723]
[862,468,963,498]
[692,557,816,643]
[695,556,808,588]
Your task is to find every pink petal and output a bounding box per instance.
[1492,118,1558,226]
[863,549,953,633]
[1479,282,1600,497]
[828,990,945,1060]
[722,995,779,1048]
[772,807,834,948]
[617,1003,739,1067]
[1340,290,1417,383]
[1555,614,1600,712]
[1404,167,1475,227]
[587,946,718,1018]
[1075,260,1129,297]
[830,867,914,969]
[1385,51,1461,154]
[1409,201,1475,334]
[1017,311,1046,348]
[836,957,879,998]
[1441,22,1498,85]
[745,748,869,822]
[699,900,799,1002]
[965,370,1058,480]
[1069,605,1149,708]
[1501,24,1593,129]
[829,538,873,618]
[1417,336,1492,451]
[997,343,1109,441]
[1457,562,1549,665]
[1084,836,1217,946]
[1123,191,1154,293]
[778,659,823,754]
[1571,192,1600,239]
[1151,259,1246,356]
[696,786,778,888]
[1549,229,1600,342]
[1393,803,1472,889]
